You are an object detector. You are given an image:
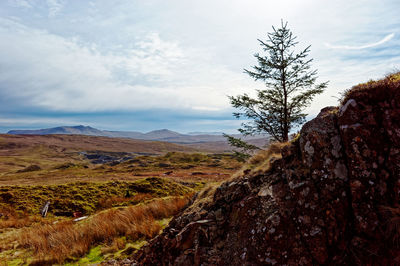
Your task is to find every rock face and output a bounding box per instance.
[135,74,400,265]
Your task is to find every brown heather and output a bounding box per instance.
[98,193,153,209]
[0,206,52,230]
[341,71,400,105]
[230,141,288,180]
[18,195,191,264]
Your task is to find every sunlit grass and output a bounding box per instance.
[0,134,244,264]
[18,196,191,264]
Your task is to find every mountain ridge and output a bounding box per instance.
[7,125,268,144]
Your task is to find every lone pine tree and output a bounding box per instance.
[229,21,327,143]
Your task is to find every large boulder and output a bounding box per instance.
[135,73,400,265]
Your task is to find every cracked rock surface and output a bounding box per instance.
[134,76,400,265]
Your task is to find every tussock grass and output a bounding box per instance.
[98,193,153,209]
[18,195,191,264]
[183,183,220,216]
[341,71,400,105]
[0,215,47,230]
[231,141,287,179]
[163,152,211,164]
[100,238,126,255]
[246,142,285,168]
[0,206,52,230]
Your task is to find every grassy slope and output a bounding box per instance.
[0,134,243,264]
[0,177,193,264]
[1,195,192,265]
[0,177,192,216]
[0,134,241,186]
[0,134,196,154]
[0,133,194,176]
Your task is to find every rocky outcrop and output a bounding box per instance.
[134,74,400,265]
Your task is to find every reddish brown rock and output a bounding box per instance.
[134,74,400,265]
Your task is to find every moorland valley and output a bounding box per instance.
[0,131,249,264]
[1,73,399,265]
[0,2,398,264]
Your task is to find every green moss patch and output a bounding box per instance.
[0,177,193,216]
[64,245,103,265]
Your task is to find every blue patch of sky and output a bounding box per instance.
[0,107,240,133]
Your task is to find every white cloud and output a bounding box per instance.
[9,0,32,8]
[0,117,80,126]
[46,0,65,18]
[192,106,222,111]
[325,33,395,50]
[1,0,399,132]
[0,18,253,113]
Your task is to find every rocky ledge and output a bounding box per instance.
[134,73,400,265]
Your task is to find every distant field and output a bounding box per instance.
[0,134,243,264]
[0,134,241,185]
[0,133,197,154]
[185,138,268,152]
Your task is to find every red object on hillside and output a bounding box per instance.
[73,212,83,218]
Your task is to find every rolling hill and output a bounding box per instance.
[7,125,269,145]
[0,133,196,155]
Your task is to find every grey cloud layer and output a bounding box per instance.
[0,0,399,132]
[0,18,251,112]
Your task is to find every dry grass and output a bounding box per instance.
[341,71,400,105]
[101,237,126,255]
[183,183,220,216]
[98,193,153,209]
[231,141,287,179]
[246,142,286,167]
[18,195,192,264]
[0,207,51,230]
[0,215,47,230]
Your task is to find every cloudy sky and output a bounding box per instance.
[0,0,399,133]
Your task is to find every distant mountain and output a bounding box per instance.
[99,130,144,139]
[7,125,269,145]
[186,132,223,136]
[142,129,184,140]
[8,125,106,136]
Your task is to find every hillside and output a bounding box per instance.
[134,73,400,265]
[0,133,195,154]
[8,125,106,136]
[7,126,269,145]
[0,133,244,264]
[0,134,243,186]
[0,134,193,185]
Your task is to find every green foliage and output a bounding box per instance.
[222,134,260,161]
[65,245,103,265]
[230,21,327,142]
[163,152,210,163]
[231,151,250,162]
[128,177,192,197]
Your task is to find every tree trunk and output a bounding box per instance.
[282,57,289,142]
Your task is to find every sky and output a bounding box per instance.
[0,0,399,133]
